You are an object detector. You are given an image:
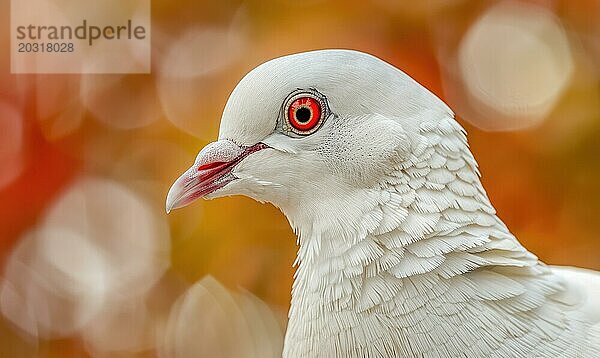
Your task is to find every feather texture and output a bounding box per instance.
[282,114,600,357]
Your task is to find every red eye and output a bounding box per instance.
[287,96,322,132]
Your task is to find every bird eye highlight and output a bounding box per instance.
[285,95,324,135]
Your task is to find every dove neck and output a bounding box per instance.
[283,180,539,356]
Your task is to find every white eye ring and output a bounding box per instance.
[282,90,328,136]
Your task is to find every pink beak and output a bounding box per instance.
[166,140,268,213]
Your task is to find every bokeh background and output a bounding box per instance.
[1,0,599,356]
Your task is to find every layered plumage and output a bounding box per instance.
[167,50,600,357]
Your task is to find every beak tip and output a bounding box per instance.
[166,180,183,215]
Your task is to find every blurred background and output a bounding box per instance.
[0,0,599,356]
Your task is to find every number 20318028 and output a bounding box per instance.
[17,42,74,52]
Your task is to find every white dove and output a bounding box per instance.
[166,50,600,357]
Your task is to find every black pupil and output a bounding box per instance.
[295,107,312,123]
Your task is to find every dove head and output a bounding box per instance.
[166,49,458,230]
